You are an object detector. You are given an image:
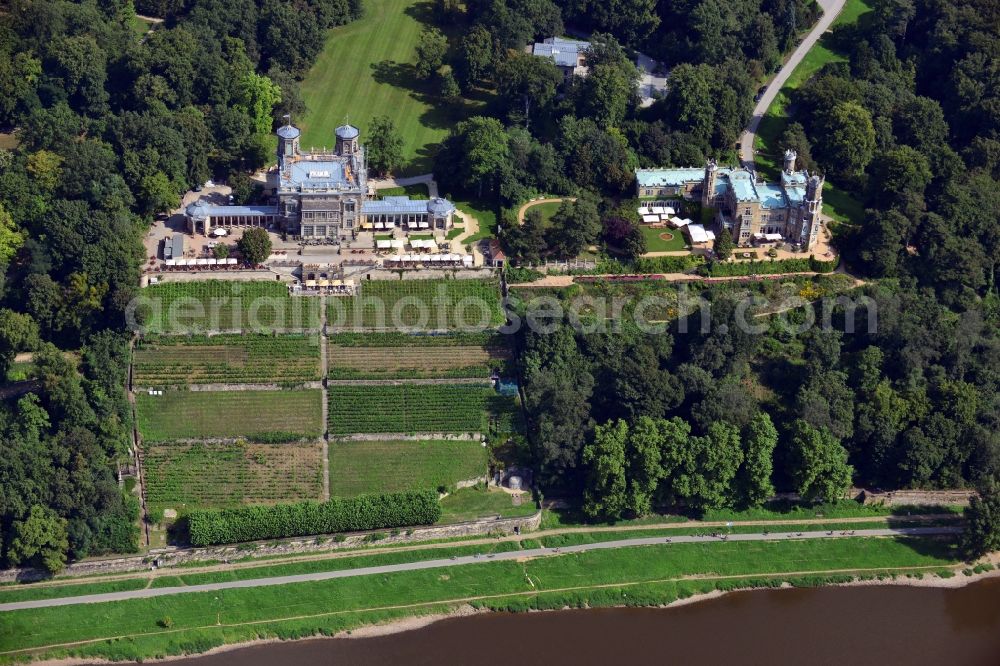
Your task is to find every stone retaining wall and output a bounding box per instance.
[0,511,541,583]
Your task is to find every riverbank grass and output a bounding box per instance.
[0,536,959,663]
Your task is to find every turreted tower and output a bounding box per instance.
[702,159,718,207]
[783,149,797,174]
[276,122,301,167]
[335,124,360,156]
[801,173,824,249]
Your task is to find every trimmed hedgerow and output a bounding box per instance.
[186,490,441,546]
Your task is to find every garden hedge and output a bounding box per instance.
[186,490,441,546]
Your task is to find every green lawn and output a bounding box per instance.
[437,486,538,523]
[754,0,873,224]
[129,15,157,40]
[0,536,958,662]
[136,390,324,442]
[375,183,429,199]
[299,0,489,174]
[640,225,688,252]
[328,440,487,496]
[454,198,498,243]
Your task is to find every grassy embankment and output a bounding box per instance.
[754,0,874,225]
[0,535,960,663]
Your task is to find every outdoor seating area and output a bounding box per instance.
[638,205,677,224]
[384,253,474,268]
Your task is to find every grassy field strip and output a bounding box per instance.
[0,512,956,594]
[327,344,503,380]
[0,537,958,660]
[0,522,924,603]
[0,529,956,609]
[136,389,324,441]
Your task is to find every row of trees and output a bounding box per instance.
[584,414,852,520]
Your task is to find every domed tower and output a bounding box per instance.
[276,122,301,166]
[702,158,718,207]
[783,149,797,174]
[335,124,360,156]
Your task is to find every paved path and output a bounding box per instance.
[0,526,958,611]
[739,0,846,168]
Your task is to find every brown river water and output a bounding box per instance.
[164,579,1000,666]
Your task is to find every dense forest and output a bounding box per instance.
[509,0,1000,519]
[0,0,997,566]
[0,0,359,572]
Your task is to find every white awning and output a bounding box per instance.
[637,207,653,215]
[419,221,430,228]
[642,214,659,223]
[687,224,714,244]
[650,206,666,215]
[165,259,176,266]
[212,228,227,237]
[410,239,425,248]
[662,206,675,216]
[376,240,391,249]
[226,258,238,265]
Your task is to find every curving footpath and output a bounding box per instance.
[0,526,959,612]
[739,0,846,169]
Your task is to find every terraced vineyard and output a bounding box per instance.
[134,334,321,386]
[327,383,519,435]
[327,440,487,496]
[328,344,507,379]
[139,281,321,333]
[327,279,504,330]
[136,389,324,442]
[144,441,324,513]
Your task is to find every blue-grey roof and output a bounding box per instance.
[362,196,455,216]
[186,203,279,218]
[335,124,360,140]
[635,167,704,188]
[729,170,759,202]
[759,183,788,210]
[533,37,589,68]
[428,197,455,215]
[185,201,212,219]
[277,124,300,139]
[282,160,353,190]
[171,233,184,257]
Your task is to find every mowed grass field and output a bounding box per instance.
[133,334,321,386]
[300,0,488,173]
[144,441,324,514]
[136,390,324,441]
[328,440,486,496]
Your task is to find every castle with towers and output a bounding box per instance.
[634,150,824,250]
[185,121,455,239]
